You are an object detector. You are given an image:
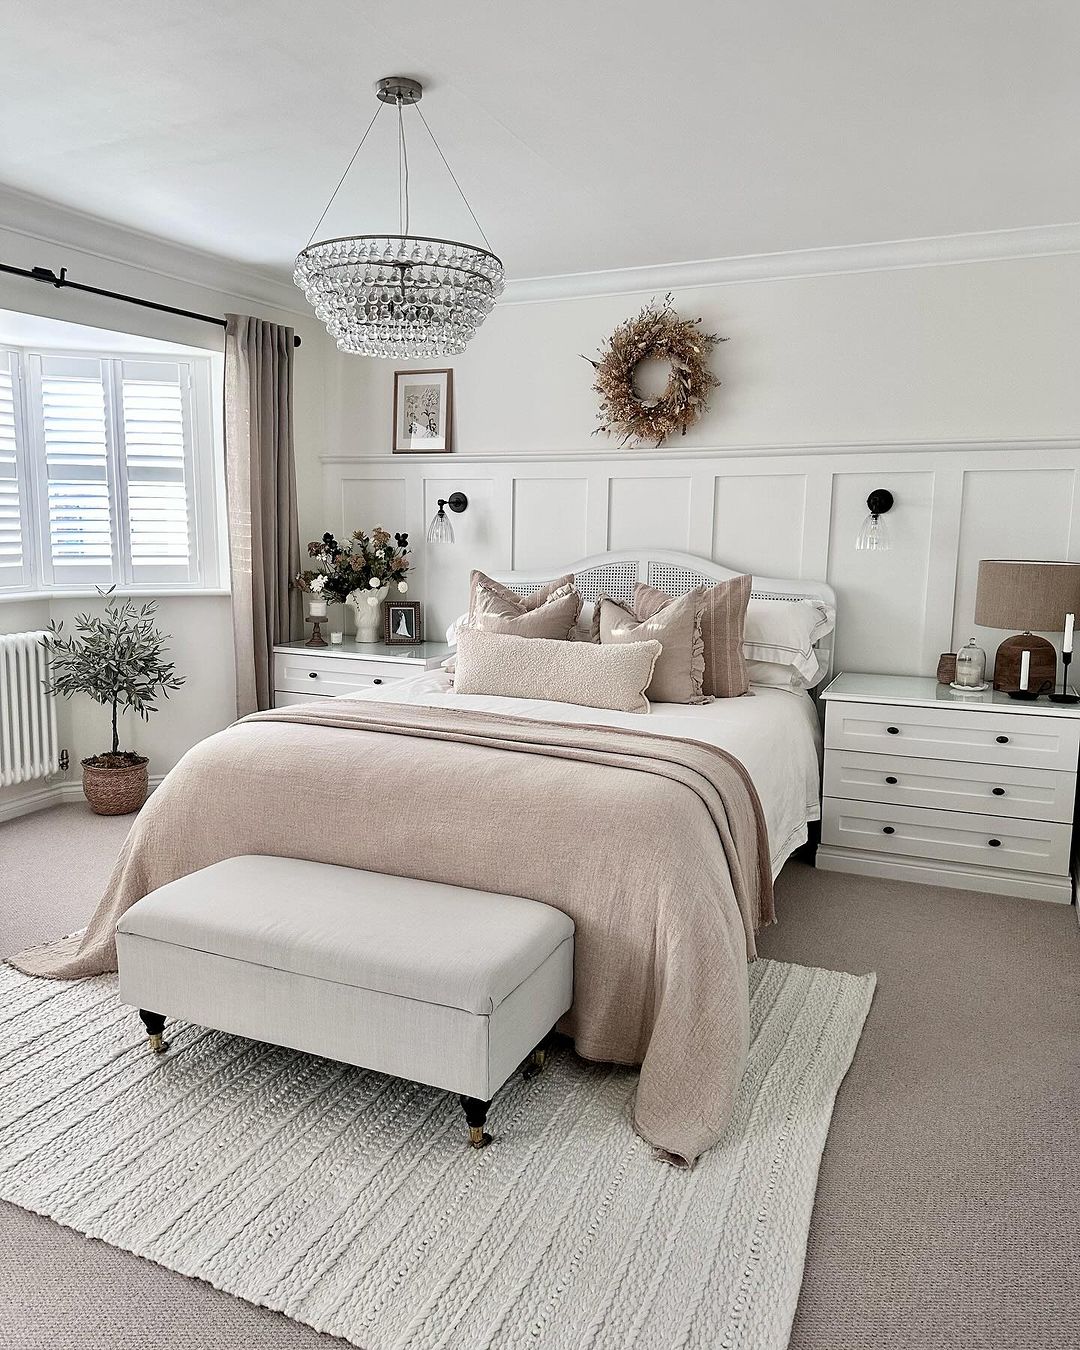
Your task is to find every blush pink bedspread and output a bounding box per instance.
[12,701,773,1165]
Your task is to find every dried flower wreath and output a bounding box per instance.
[583,295,724,447]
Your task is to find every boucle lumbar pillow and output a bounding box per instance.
[593,587,710,705]
[468,569,581,640]
[454,626,661,713]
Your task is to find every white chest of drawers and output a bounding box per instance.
[271,639,452,706]
[817,673,1080,905]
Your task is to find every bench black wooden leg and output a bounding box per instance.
[139,1009,169,1055]
[522,1044,547,1081]
[459,1095,492,1149]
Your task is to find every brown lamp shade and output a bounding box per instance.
[974,560,1080,632]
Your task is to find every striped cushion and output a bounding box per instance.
[634,574,751,698]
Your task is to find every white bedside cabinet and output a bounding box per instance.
[271,639,452,707]
[818,673,1080,905]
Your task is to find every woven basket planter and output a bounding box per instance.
[81,756,149,816]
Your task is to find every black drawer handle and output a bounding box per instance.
[882,825,895,835]
[988,838,1002,847]
[991,786,1006,796]
[996,735,1009,744]
[886,726,900,735]
[372,678,382,685]
[885,776,898,785]
[308,671,318,679]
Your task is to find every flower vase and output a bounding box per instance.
[348,586,389,642]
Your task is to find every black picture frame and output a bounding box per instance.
[384,600,423,645]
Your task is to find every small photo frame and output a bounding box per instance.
[393,369,453,453]
[384,600,423,645]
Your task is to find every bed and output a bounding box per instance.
[13,550,835,1165]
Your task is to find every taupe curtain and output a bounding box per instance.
[224,315,302,715]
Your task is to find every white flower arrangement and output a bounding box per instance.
[308,574,327,594]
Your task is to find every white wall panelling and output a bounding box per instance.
[512,479,589,571]
[324,443,1080,675]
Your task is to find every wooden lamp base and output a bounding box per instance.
[992,633,1056,695]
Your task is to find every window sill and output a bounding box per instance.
[0,588,233,602]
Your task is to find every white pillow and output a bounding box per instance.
[743,597,835,687]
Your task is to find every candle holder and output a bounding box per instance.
[304,615,328,648]
[1048,651,1078,704]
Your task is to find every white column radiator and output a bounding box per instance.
[0,631,59,787]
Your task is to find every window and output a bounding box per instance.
[0,345,222,595]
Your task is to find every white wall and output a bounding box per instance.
[0,202,342,816]
[322,247,1080,668]
[335,252,1080,453]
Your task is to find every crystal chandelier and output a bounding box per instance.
[294,76,504,358]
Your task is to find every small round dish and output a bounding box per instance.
[949,680,989,693]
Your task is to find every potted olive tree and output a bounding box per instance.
[44,590,185,815]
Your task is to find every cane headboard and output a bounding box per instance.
[490,548,837,688]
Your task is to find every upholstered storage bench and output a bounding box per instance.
[115,855,575,1147]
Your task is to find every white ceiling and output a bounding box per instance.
[1,1,1078,284]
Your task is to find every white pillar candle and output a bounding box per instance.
[1019,649,1030,691]
[308,598,328,618]
[1065,612,1074,654]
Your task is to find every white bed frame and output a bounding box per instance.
[492,549,837,689]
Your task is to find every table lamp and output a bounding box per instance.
[974,560,1080,698]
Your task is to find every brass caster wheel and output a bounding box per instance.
[148,1033,169,1054]
[468,1126,493,1149]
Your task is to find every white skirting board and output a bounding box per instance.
[815,843,1074,905]
[0,775,164,825]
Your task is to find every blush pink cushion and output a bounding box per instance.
[468,570,582,640]
[634,574,751,698]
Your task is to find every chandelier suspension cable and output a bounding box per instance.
[414,103,495,253]
[305,102,386,248]
[397,96,410,237]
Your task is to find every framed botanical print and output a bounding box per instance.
[384,600,423,645]
[392,369,453,454]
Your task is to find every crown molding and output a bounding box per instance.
[321,436,1080,467]
[0,185,309,318]
[501,223,1080,303]
[2,183,1076,316]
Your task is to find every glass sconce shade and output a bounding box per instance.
[426,506,455,544]
[426,491,468,545]
[855,513,891,551]
[855,488,894,552]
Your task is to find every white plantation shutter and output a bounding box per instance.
[0,349,28,587]
[32,355,115,585]
[13,350,213,592]
[119,360,196,585]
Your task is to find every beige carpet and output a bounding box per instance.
[2,804,1079,1349]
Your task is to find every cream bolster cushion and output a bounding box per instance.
[453,625,661,713]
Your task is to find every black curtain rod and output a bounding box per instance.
[0,261,302,348]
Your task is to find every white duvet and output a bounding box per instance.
[347,672,822,879]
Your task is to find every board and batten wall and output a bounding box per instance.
[324,245,1080,675]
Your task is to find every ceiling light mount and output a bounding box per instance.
[294,75,504,359]
[375,76,423,106]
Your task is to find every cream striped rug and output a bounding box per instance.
[0,958,874,1350]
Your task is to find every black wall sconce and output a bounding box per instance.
[427,491,469,544]
[855,488,894,552]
